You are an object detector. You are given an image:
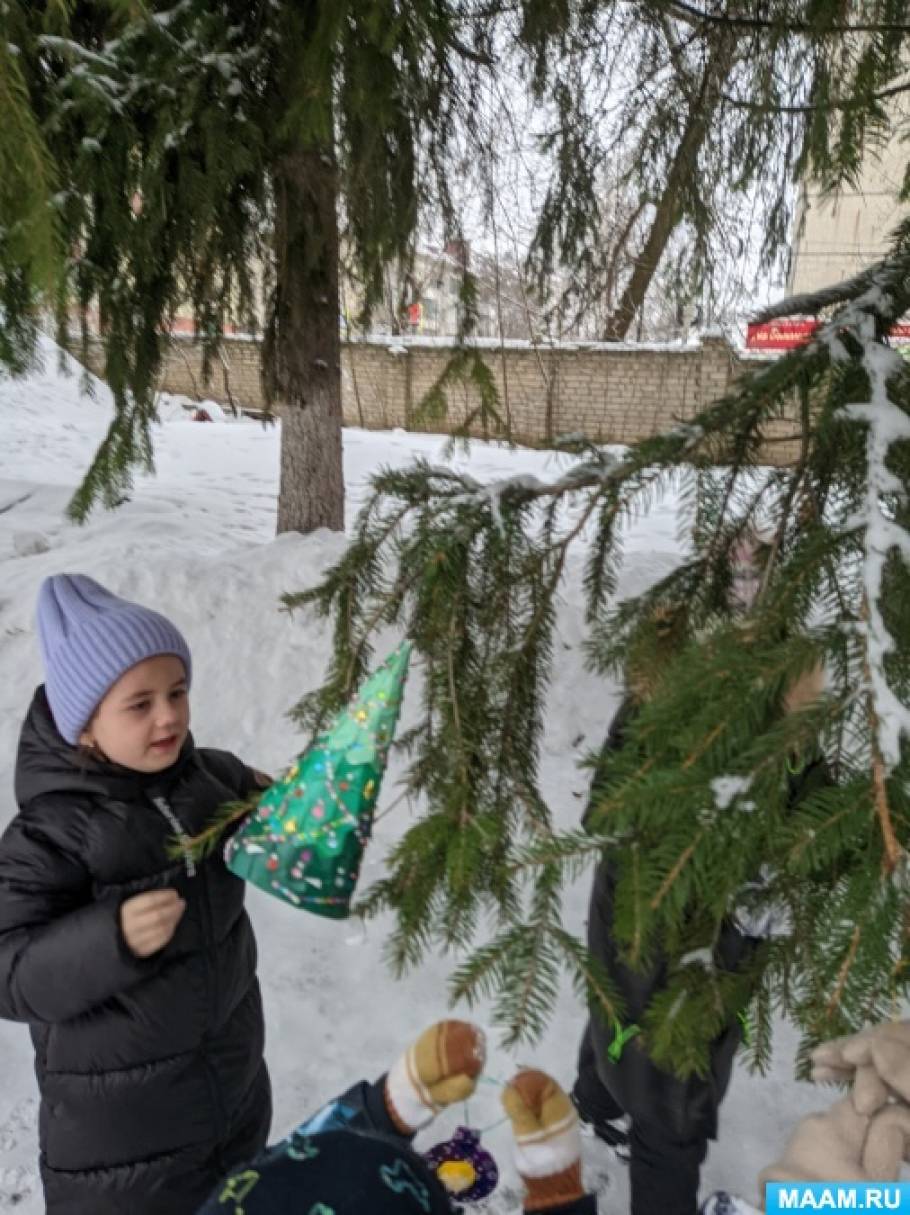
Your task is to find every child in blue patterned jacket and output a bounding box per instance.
[200,1020,599,1215]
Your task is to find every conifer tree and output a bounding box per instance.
[293,221,910,1072]
[6,1,910,524]
[0,1,612,530]
[0,1,66,373]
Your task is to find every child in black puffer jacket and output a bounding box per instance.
[0,574,272,1215]
[571,606,830,1215]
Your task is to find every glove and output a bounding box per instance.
[812,1021,910,1112]
[759,1095,910,1184]
[384,1020,485,1134]
[502,1069,585,1212]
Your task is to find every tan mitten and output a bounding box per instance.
[860,1103,910,1177]
[841,1023,910,1108]
[760,1096,874,1185]
[812,1022,910,1109]
[384,1020,485,1134]
[811,1036,866,1087]
[502,1069,584,1212]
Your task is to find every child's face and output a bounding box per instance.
[80,654,190,773]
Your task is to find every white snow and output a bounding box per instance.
[0,339,838,1211]
[843,332,910,773]
[710,775,753,811]
[345,333,704,354]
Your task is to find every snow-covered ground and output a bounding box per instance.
[0,341,828,1211]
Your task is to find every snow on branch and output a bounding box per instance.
[431,426,715,517]
[752,261,899,326]
[843,315,910,773]
[710,773,753,810]
[37,36,120,72]
[447,459,620,508]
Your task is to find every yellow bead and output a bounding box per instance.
[284,820,297,834]
[436,1160,477,1194]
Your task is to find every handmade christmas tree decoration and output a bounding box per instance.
[224,642,412,917]
[423,1127,499,1203]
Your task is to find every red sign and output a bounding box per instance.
[747,319,910,350]
[746,320,818,349]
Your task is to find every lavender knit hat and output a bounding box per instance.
[36,575,192,744]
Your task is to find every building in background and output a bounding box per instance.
[787,128,909,297]
[748,115,910,351]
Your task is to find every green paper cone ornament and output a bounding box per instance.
[225,642,413,917]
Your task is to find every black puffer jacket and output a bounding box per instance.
[584,696,830,1142]
[0,688,272,1215]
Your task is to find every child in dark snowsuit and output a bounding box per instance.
[199,1019,599,1215]
[0,574,272,1215]
[572,656,829,1215]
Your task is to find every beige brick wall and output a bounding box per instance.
[338,338,728,445]
[78,333,794,459]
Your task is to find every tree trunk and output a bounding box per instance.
[602,35,736,341]
[270,145,344,534]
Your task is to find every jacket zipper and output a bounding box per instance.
[150,796,196,878]
[149,795,227,1145]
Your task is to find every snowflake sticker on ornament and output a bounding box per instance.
[224,642,412,917]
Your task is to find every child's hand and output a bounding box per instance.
[502,1069,585,1212]
[120,888,186,958]
[385,1020,485,1133]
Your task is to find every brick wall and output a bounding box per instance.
[78,333,796,461]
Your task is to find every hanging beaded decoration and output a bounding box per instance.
[423,1126,499,1204]
[422,1077,506,1206]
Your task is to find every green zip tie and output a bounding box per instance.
[786,752,806,776]
[607,1021,641,1062]
[737,1009,752,1046]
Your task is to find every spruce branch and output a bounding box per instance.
[171,797,257,861]
[295,232,910,1058]
[663,0,910,36]
[650,830,705,912]
[720,77,910,115]
[827,924,862,1019]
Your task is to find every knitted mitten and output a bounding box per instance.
[759,1095,910,1185]
[862,1104,910,1177]
[812,1021,910,1110]
[502,1069,584,1213]
[760,1096,873,1184]
[384,1020,485,1134]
